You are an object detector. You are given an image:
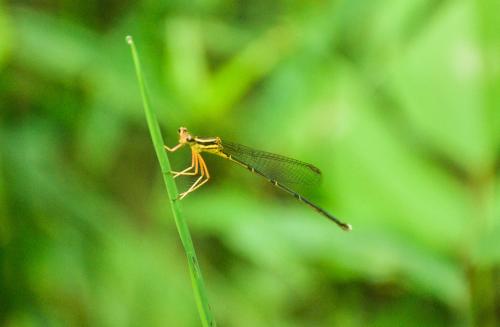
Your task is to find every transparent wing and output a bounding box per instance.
[221,140,322,187]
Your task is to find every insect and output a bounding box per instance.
[165,127,351,231]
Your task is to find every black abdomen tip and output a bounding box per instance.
[341,223,352,232]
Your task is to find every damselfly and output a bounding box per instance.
[165,127,351,231]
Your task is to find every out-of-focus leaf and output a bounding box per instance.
[470,176,500,267]
[164,17,208,107]
[475,0,500,148]
[0,133,10,245]
[389,1,492,173]
[0,2,12,69]
[182,185,468,309]
[297,61,472,253]
[75,101,127,174]
[198,24,298,116]
[12,7,99,78]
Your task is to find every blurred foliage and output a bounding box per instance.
[0,0,499,326]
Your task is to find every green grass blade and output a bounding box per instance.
[126,35,216,327]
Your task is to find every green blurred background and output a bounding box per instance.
[1,0,499,326]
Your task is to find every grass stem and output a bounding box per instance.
[126,35,215,327]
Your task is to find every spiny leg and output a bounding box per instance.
[179,154,210,199]
[172,149,199,178]
[182,153,211,195]
[178,154,207,199]
[178,169,204,199]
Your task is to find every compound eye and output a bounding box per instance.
[178,128,181,134]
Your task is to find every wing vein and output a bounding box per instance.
[221,140,322,187]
